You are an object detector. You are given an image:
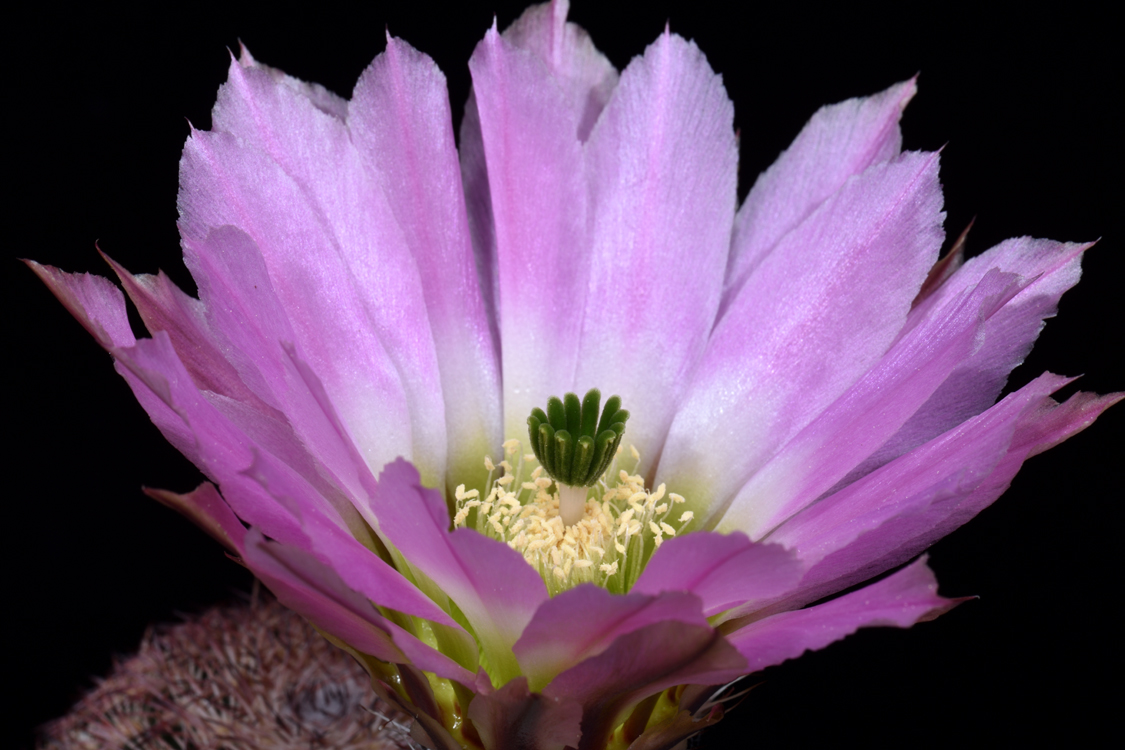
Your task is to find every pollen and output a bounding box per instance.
[452,442,694,596]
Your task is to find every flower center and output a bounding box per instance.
[452,440,693,596]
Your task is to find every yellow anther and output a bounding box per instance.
[454,441,691,596]
[670,493,685,504]
[678,511,694,523]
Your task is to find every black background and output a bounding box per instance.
[7,2,1121,747]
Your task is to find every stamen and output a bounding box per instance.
[453,441,684,596]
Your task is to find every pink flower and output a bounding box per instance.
[30,2,1119,748]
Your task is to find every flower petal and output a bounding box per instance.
[180,53,448,484]
[144,482,246,555]
[467,21,590,440]
[239,447,470,634]
[631,532,803,617]
[371,458,549,685]
[458,1,618,360]
[350,35,503,489]
[242,529,477,686]
[721,78,916,311]
[502,0,618,141]
[514,585,709,692]
[542,621,746,750]
[851,238,1091,479]
[720,266,1026,537]
[101,253,271,412]
[661,151,945,523]
[574,29,738,460]
[725,556,962,673]
[466,677,582,750]
[26,261,136,349]
[761,374,1121,613]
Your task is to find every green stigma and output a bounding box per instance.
[526,388,629,488]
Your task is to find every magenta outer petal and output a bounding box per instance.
[144,482,247,555]
[102,253,272,413]
[721,266,1026,537]
[726,557,962,673]
[631,532,803,617]
[27,262,136,349]
[514,585,709,692]
[239,449,468,633]
[855,238,1091,479]
[371,459,548,683]
[242,529,478,687]
[542,621,746,750]
[761,376,1121,614]
[351,35,503,484]
[574,29,738,461]
[466,677,583,750]
[107,230,378,518]
[722,78,915,311]
[661,151,945,524]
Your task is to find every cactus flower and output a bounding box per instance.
[30,2,1119,748]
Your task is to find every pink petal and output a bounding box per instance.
[466,22,590,439]
[101,253,270,411]
[631,532,803,617]
[109,332,321,548]
[26,261,136,349]
[660,151,945,524]
[466,677,582,750]
[513,585,709,691]
[757,375,1120,616]
[458,1,617,353]
[370,459,549,684]
[502,0,618,142]
[239,446,470,634]
[143,482,246,555]
[720,266,1026,537]
[721,79,916,312]
[542,621,746,750]
[243,529,477,686]
[726,557,963,673]
[574,29,738,460]
[851,238,1091,480]
[180,53,448,485]
[350,35,503,486]
[177,228,380,509]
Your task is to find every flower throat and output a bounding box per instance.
[452,390,693,596]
